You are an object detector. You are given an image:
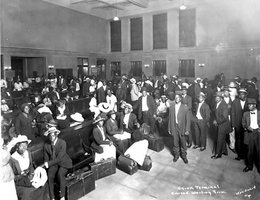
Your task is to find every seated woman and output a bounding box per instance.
[89,92,100,119]
[91,115,116,163]
[105,110,131,154]
[10,135,49,200]
[43,127,72,200]
[55,99,70,129]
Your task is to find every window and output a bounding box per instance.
[179,9,196,47]
[111,62,121,77]
[77,58,89,78]
[153,13,167,49]
[110,21,121,52]
[130,61,142,77]
[153,60,166,77]
[131,17,143,50]
[179,59,195,77]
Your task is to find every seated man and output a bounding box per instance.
[43,127,72,200]
[91,115,116,163]
[105,110,131,154]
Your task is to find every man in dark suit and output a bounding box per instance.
[242,98,260,173]
[193,92,211,151]
[138,87,156,130]
[43,127,72,200]
[168,91,191,164]
[211,91,230,159]
[231,88,248,160]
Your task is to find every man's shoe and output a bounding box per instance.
[192,145,199,149]
[211,155,216,159]
[173,157,179,162]
[222,152,228,156]
[214,155,222,159]
[187,144,192,148]
[243,167,252,172]
[200,147,206,151]
[235,156,241,161]
[182,157,188,164]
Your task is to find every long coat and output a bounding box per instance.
[231,98,248,129]
[118,112,138,133]
[168,103,191,136]
[15,113,35,141]
[213,100,231,134]
[138,95,156,120]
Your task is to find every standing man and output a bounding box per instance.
[211,92,230,159]
[193,92,211,151]
[43,127,72,200]
[138,87,156,129]
[168,91,191,164]
[231,88,248,160]
[242,98,260,173]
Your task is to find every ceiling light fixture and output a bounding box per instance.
[113,0,119,21]
[179,3,187,10]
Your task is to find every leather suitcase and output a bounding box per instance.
[147,135,164,152]
[139,155,152,171]
[89,158,116,180]
[117,155,138,175]
[66,170,95,200]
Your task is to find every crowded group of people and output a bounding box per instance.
[1,72,260,200]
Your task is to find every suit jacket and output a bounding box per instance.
[182,95,192,110]
[242,110,260,144]
[105,118,121,136]
[195,101,211,122]
[138,95,156,120]
[168,103,191,136]
[231,98,248,129]
[44,138,72,169]
[213,100,230,133]
[97,86,106,104]
[118,112,138,133]
[15,113,35,141]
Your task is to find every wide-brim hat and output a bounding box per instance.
[92,115,106,124]
[222,86,230,92]
[141,87,147,92]
[247,98,257,105]
[130,78,136,84]
[238,88,247,94]
[13,135,31,146]
[214,91,223,97]
[124,103,133,111]
[47,119,58,127]
[175,90,182,96]
[228,82,237,88]
[70,112,84,122]
[107,110,116,117]
[98,102,112,113]
[44,127,60,136]
[198,92,206,98]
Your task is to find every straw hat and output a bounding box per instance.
[92,115,106,124]
[130,78,136,84]
[98,102,112,113]
[13,135,31,146]
[46,119,58,127]
[44,127,60,136]
[70,112,84,122]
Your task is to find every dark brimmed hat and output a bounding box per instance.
[141,87,147,92]
[247,98,257,105]
[175,90,182,96]
[47,119,58,127]
[198,92,206,98]
[238,88,247,94]
[93,115,106,124]
[107,110,116,117]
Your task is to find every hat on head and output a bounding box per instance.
[251,77,257,83]
[198,92,206,98]
[175,90,182,96]
[247,98,257,105]
[215,91,223,97]
[195,77,202,82]
[130,78,136,84]
[222,86,230,92]
[93,114,106,124]
[141,87,147,92]
[70,112,84,122]
[161,95,167,98]
[13,135,31,146]
[122,75,127,80]
[238,88,247,94]
[44,127,60,136]
[228,82,237,88]
[124,103,133,111]
[46,119,58,127]
[20,103,30,111]
[234,76,241,80]
[107,110,116,117]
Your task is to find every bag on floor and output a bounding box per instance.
[117,155,138,175]
[138,155,152,171]
[147,135,164,152]
[89,158,116,180]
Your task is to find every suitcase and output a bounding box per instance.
[66,170,95,200]
[117,155,138,175]
[147,135,164,152]
[89,158,116,180]
[139,155,152,171]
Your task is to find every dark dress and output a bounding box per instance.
[15,113,36,142]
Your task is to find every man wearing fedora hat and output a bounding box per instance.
[231,88,249,160]
[242,98,260,173]
[211,91,230,159]
[43,127,72,200]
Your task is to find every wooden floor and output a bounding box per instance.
[80,136,260,200]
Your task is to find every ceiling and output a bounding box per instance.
[42,0,201,20]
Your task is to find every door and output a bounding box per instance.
[56,69,73,82]
[11,57,24,80]
[96,59,106,80]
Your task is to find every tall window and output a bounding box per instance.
[179,59,195,77]
[111,62,121,77]
[131,17,143,51]
[130,61,142,77]
[77,58,89,78]
[110,21,121,52]
[153,60,166,77]
[153,13,167,49]
[179,9,196,47]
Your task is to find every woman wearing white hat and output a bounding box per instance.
[10,135,49,200]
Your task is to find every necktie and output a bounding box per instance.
[51,144,56,159]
